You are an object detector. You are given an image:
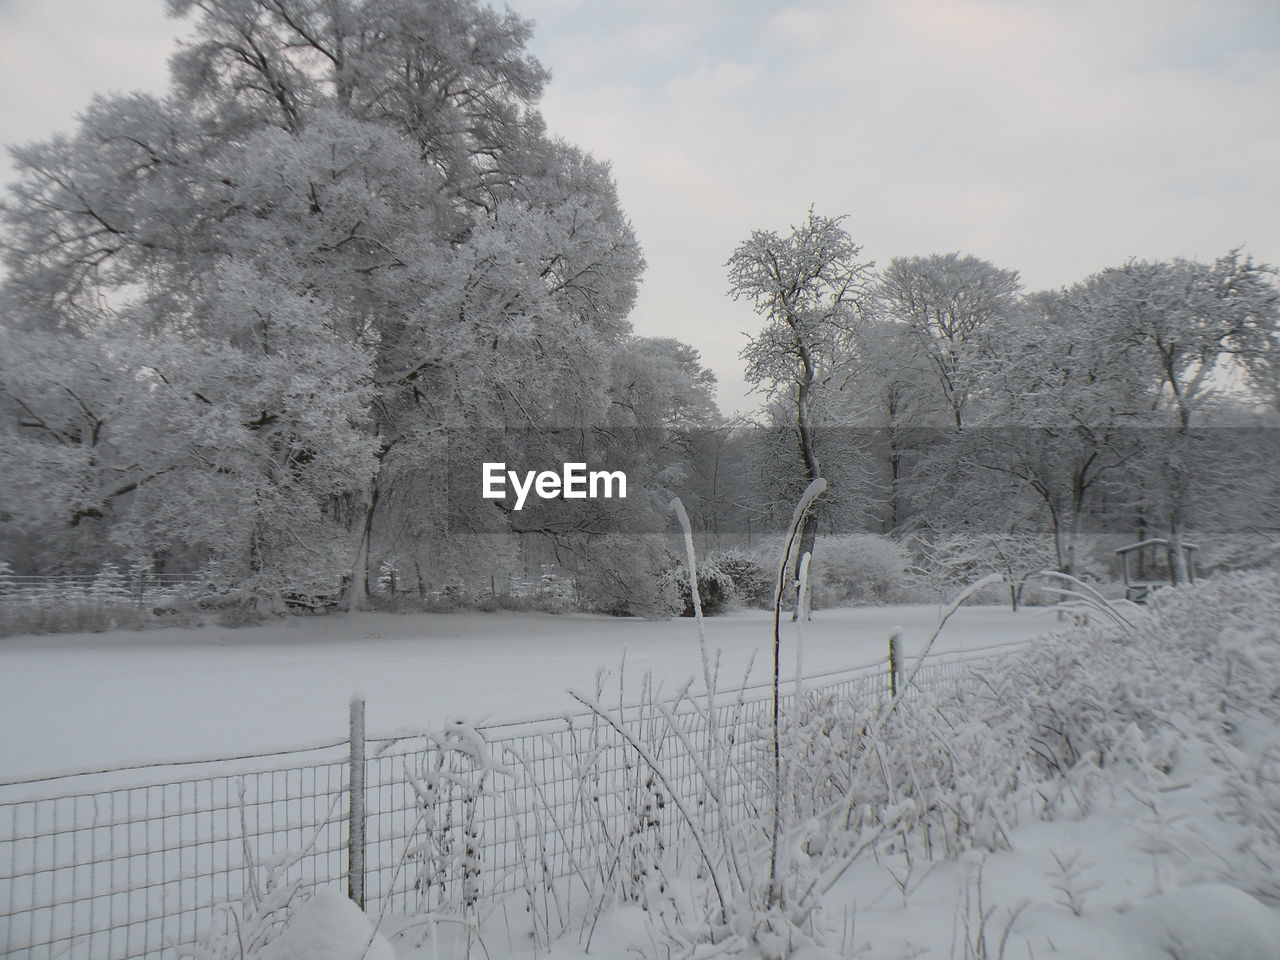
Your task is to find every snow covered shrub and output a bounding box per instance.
[783,571,1280,899]
[809,533,910,607]
[375,559,402,595]
[912,531,1060,608]
[531,570,1278,959]
[969,571,1280,798]
[215,604,270,628]
[1211,733,1280,900]
[1198,532,1280,574]
[566,677,882,960]
[573,535,681,618]
[778,681,1028,865]
[534,570,576,611]
[712,548,773,607]
[437,577,472,608]
[669,553,735,616]
[401,723,511,933]
[178,785,336,960]
[256,889,395,960]
[1145,570,1280,716]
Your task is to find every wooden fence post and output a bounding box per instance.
[888,629,902,699]
[348,695,367,909]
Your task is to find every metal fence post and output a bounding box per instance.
[348,695,367,909]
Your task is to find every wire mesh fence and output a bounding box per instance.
[0,645,1020,959]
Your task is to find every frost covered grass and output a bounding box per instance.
[371,570,1280,959]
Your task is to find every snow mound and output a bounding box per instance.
[1125,885,1280,960]
[259,888,395,960]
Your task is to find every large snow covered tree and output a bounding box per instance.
[0,0,645,608]
[940,289,1147,575]
[728,209,874,582]
[870,253,1021,431]
[832,319,951,533]
[1071,252,1280,582]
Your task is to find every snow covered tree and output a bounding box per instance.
[1072,252,1280,581]
[0,0,646,609]
[832,319,950,532]
[728,209,874,581]
[932,288,1149,575]
[871,253,1021,431]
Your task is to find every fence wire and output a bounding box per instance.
[0,648,1015,959]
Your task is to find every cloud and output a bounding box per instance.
[523,0,1280,410]
[3,0,1276,413]
[0,1,177,157]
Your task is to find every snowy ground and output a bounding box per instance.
[364,574,1280,960]
[385,781,1280,960]
[0,604,1048,783]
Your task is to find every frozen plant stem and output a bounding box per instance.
[670,497,714,706]
[795,552,813,699]
[769,477,827,910]
[567,688,730,921]
[873,573,1003,736]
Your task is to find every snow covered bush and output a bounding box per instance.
[808,533,910,607]
[179,800,315,960]
[257,889,394,960]
[668,553,736,616]
[399,723,512,936]
[184,885,394,960]
[911,531,1060,608]
[712,548,773,608]
[535,570,577,611]
[573,535,682,618]
[0,562,157,636]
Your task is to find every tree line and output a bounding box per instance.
[723,209,1280,587]
[2,1,1276,617]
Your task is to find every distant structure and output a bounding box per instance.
[1115,538,1198,603]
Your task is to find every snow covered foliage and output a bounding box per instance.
[807,533,911,607]
[712,549,774,608]
[257,889,395,960]
[669,553,737,616]
[178,813,314,960]
[741,533,913,609]
[0,561,216,635]
[572,535,682,619]
[398,722,513,945]
[0,0,662,611]
[509,571,1280,959]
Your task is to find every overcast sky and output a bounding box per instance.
[2,0,1277,412]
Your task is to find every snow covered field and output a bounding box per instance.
[5,577,1280,960]
[0,603,1046,782]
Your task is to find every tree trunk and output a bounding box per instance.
[793,373,821,621]
[887,445,902,532]
[1064,512,1083,578]
[1050,509,1068,574]
[344,475,381,610]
